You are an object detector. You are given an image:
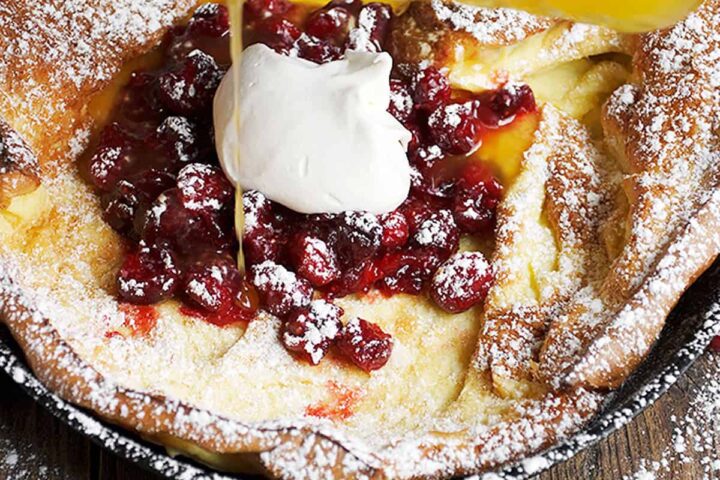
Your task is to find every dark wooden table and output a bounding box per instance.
[1,351,718,480]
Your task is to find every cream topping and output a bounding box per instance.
[213,44,412,215]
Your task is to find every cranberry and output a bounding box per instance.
[376,247,444,295]
[282,300,343,364]
[251,261,313,317]
[333,211,382,267]
[117,243,180,304]
[186,3,230,37]
[102,180,142,235]
[305,7,352,43]
[245,0,291,20]
[409,145,457,200]
[710,336,720,352]
[323,260,380,298]
[242,191,284,265]
[410,67,450,111]
[295,34,343,64]
[151,116,201,167]
[177,163,233,216]
[157,50,223,115]
[379,210,409,250]
[452,164,503,234]
[288,232,340,287]
[142,189,233,253]
[430,252,493,313]
[336,318,393,371]
[399,196,433,233]
[346,3,393,52]
[478,83,536,127]
[131,169,177,199]
[410,210,459,253]
[428,101,482,155]
[260,17,302,47]
[182,254,243,312]
[87,124,138,191]
[388,79,414,123]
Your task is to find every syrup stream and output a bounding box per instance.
[229,0,246,273]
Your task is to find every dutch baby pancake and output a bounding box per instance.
[0,0,718,478]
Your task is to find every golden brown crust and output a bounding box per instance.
[0,0,200,163]
[538,0,720,389]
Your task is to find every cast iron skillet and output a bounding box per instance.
[2,259,720,479]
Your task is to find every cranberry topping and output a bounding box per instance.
[177,163,233,216]
[336,318,393,371]
[117,243,180,304]
[83,2,540,372]
[282,300,343,364]
[288,232,341,287]
[187,3,231,37]
[430,252,493,313]
[409,66,450,111]
[379,210,409,250]
[346,3,393,52]
[251,261,313,317]
[182,253,242,311]
[305,6,352,43]
[452,164,503,234]
[157,50,224,115]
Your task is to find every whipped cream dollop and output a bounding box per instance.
[213,44,412,215]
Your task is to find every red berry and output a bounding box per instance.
[182,253,242,312]
[305,7,351,43]
[430,252,493,313]
[117,243,180,304]
[177,163,233,216]
[187,3,230,37]
[323,260,380,298]
[376,247,443,295]
[410,209,459,253]
[388,79,414,123]
[346,3,393,52]
[478,83,536,128]
[288,232,341,287]
[151,116,201,167]
[333,211,382,268]
[242,190,284,265]
[260,17,302,46]
[86,123,138,191]
[428,101,482,155]
[245,0,291,20]
[282,300,344,364]
[379,210,409,250]
[251,261,313,317]
[336,318,393,371]
[295,34,343,63]
[410,67,450,111]
[452,165,503,234]
[157,50,223,115]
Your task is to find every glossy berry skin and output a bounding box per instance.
[430,252,493,313]
[251,261,313,317]
[336,318,393,372]
[177,163,233,216]
[410,67,450,111]
[182,253,243,312]
[379,210,409,250]
[117,243,180,304]
[305,6,352,43]
[288,232,341,287]
[428,101,483,155]
[376,247,444,295]
[157,50,224,116]
[282,300,344,364]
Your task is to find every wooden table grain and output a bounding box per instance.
[1,351,718,480]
